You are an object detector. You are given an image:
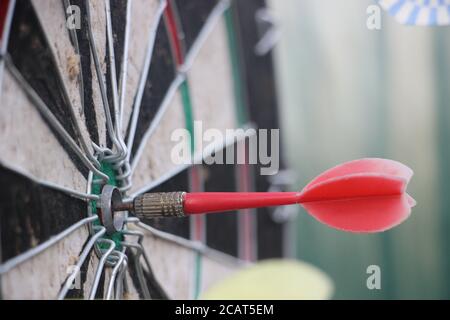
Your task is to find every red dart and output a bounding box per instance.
[119,158,415,234]
[182,158,415,233]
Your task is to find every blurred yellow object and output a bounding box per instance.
[201,259,334,300]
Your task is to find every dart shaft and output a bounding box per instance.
[126,192,301,218]
[184,192,300,215]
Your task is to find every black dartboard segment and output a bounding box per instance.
[0,165,86,262]
[107,0,129,149]
[7,0,88,177]
[173,0,219,53]
[8,0,79,145]
[233,0,285,259]
[110,0,127,82]
[128,19,176,159]
[204,147,238,257]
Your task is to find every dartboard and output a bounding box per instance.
[0,0,292,299]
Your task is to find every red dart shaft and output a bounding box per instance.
[183,192,301,215]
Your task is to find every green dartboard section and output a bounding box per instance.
[90,162,123,250]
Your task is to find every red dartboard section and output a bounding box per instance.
[0,0,294,299]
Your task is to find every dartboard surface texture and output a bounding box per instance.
[0,0,291,299]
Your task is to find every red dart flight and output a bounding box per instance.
[183,158,415,233]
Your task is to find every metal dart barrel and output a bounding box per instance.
[114,192,186,219]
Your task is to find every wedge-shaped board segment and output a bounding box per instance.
[31,0,93,154]
[0,70,88,193]
[130,89,187,194]
[186,17,238,156]
[120,0,161,137]
[70,0,108,147]
[1,225,89,299]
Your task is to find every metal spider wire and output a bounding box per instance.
[4,58,109,183]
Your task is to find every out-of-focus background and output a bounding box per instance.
[269,0,450,299]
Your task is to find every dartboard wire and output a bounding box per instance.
[86,161,131,300]
[122,229,150,297]
[4,56,108,181]
[122,227,170,299]
[1,2,106,196]
[113,252,128,299]
[133,221,246,268]
[4,57,109,182]
[129,73,184,174]
[58,225,106,299]
[117,0,132,132]
[103,0,133,192]
[179,0,231,75]
[88,238,116,300]
[128,0,231,181]
[121,229,152,299]
[0,160,98,202]
[128,126,255,199]
[121,242,152,299]
[105,251,127,300]
[63,0,86,142]
[85,1,122,163]
[125,0,167,162]
[104,0,127,162]
[30,1,102,171]
[84,0,124,164]
[0,215,98,275]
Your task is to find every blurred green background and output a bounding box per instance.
[269,0,450,299]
